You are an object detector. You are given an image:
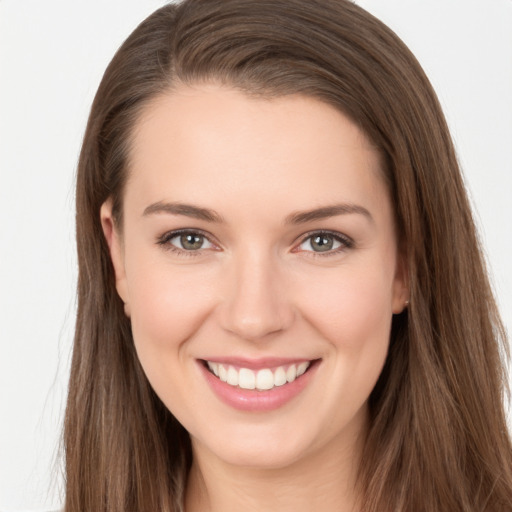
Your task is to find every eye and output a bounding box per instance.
[172,232,213,251]
[157,229,216,253]
[295,231,353,255]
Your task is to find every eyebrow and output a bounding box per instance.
[143,200,373,225]
[143,201,225,222]
[284,204,373,225]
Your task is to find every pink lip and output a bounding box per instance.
[198,359,320,412]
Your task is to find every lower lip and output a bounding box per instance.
[198,360,319,412]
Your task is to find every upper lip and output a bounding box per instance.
[199,357,318,370]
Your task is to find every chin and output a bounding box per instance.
[202,435,312,470]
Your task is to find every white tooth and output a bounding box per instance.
[256,369,274,390]
[227,366,239,386]
[274,366,287,386]
[207,361,219,377]
[219,364,228,382]
[238,368,256,389]
[286,364,297,383]
[297,362,310,377]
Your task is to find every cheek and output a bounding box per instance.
[295,262,395,420]
[125,258,219,415]
[125,253,216,363]
[295,262,395,351]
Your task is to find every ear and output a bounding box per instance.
[391,250,410,315]
[100,199,131,317]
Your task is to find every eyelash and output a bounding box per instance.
[294,230,354,257]
[156,228,216,258]
[156,229,354,258]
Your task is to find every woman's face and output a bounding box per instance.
[102,85,408,469]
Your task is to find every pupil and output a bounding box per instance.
[181,234,203,250]
[312,235,333,252]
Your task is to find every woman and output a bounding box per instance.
[64,0,512,510]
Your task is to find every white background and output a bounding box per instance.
[1,1,511,510]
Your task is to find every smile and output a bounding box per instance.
[206,361,311,391]
[199,357,320,411]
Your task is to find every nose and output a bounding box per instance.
[219,250,294,342]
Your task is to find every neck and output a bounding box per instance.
[185,410,367,512]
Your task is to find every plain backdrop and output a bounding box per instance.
[1,1,511,510]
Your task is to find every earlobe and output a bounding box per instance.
[392,253,410,315]
[100,200,130,316]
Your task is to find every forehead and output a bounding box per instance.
[124,84,389,222]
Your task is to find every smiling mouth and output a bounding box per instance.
[202,360,317,391]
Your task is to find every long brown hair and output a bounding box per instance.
[65,1,512,510]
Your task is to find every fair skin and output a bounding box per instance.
[101,84,408,511]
